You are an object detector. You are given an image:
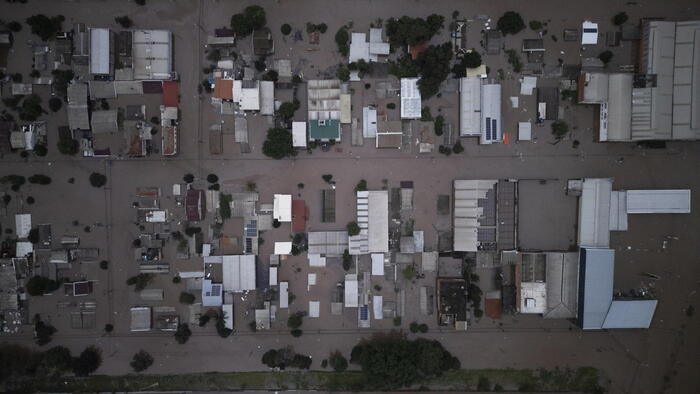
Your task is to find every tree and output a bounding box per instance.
[174,323,192,344]
[478,375,491,391]
[613,12,629,26]
[350,332,460,389]
[220,193,232,219]
[342,249,352,271]
[529,20,543,31]
[8,21,22,32]
[387,102,396,109]
[346,221,360,236]
[179,292,196,304]
[126,273,153,291]
[230,5,266,37]
[206,174,219,183]
[57,134,78,155]
[416,43,453,98]
[72,346,102,376]
[262,69,278,82]
[89,172,107,187]
[322,174,333,183]
[34,144,47,156]
[18,94,44,121]
[25,14,65,41]
[130,350,153,372]
[598,50,613,64]
[134,0,146,5]
[551,120,569,139]
[40,346,72,374]
[328,350,348,372]
[453,140,464,154]
[277,101,298,121]
[262,347,311,369]
[114,16,133,28]
[28,228,39,244]
[215,315,233,338]
[497,11,525,35]
[336,64,350,82]
[26,276,59,296]
[335,27,350,56]
[452,51,482,77]
[385,15,444,47]
[183,173,194,183]
[281,23,292,35]
[99,260,109,270]
[34,315,57,346]
[262,127,295,159]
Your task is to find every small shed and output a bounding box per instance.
[518,122,532,141]
[130,307,152,331]
[292,122,307,148]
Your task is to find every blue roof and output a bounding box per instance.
[577,248,614,330]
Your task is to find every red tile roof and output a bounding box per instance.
[162,81,179,107]
[186,189,205,222]
[292,199,308,233]
[213,78,233,100]
[485,297,502,319]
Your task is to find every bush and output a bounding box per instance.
[104,324,114,332]
[291,328,303,337]
[409,322,419,333]
[183,173,194,183]
[342,249,352,271]
[403,265,416,280]
[551,120,569,139]
[418,323,428,333]
[26,196,35,205]
[130,350,153,372]
[18,94,44,121]
[219,193,232,219]
[48,97,62,112]
[497,11,525,35]
[28,174,51,185]
[505,49,523,72]
[57,134,79,155]
[387,102,396,109]
[393,316,402,326]
[287,311,304,329]
[346,221,360,236]
[434,115,444,136]
[335,27,350,56]
[262,69,278,82]
[174,324,192,344]
[336,64,350,82]
[328,351,348,372]
[34,316,57,346]
[453,141,464,154]
[262,347,312,369]
[613,12,628,26]
[8,21,22,32]
[33,144,47,156]
[206,173,218,183]
[529,20,543,30]
[135,0,146,5]
[114,16,133,28]
[478,375,491,391]
[89,172,107,188]
[99,260,108,270]
[355,179,367,192]
[41,346,72,374]
[281,23,292,35]
[598,50,613,64]
[322,174,333,183]
[179,292,196,305]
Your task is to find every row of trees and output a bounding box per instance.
[0,343,102,385]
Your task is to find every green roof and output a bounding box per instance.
[308,119,341,140]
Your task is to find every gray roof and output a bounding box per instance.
[496,180,516,250]
[544,252,579,319]
[91,110,119,133]
[536,87,559,121]
[307,231,348,256]
[89,81,116,99]
[67,83,90,130]
[602,300,658,329]
[578,248,614,330]
[0,260,18,311]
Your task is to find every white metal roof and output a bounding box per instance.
[292,122,307,147]
[139,289,164,301]
[308,253,326,267]
[363,106,377,138]
[520,282,547,314]
[130,307,152,331]
[609,191,629,231]
[459,77,481,136]
[279,281,289,308]
[368,191,389,253]
[309,301,320,318]
[421,251,437,272]
[234,80,261,111]
[89,28,111,75]
[372,296,383,319]
[273,194,292,222]
[269,267,278,286]
[480,83,502,144]
[340,94,352,124]
[625,189,691,213]
[349,32,369,63]
[579,248,615,330]
[132,30,172,80]
[15,214,31,238]
[578,178,612,248]
[520,76,537,95]
[145,210,167,223]
[221,255,256,292]
[222,304,234,329]
[400,78,421,119]
[371,253,385,276]
[581,21,599,45]
[344,274,358,307]
[602,300,658,329]
[671,21,700,140]
[260,81,274,115]
[518,121,532,141]
[15,241,33,257]
[274,241,293,255]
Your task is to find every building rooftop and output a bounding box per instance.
[400,78,421,119]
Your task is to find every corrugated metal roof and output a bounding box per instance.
[344,274,358,307]
[273,194,292,222]
[625,189,691,213]
[604,74,632,141]
[221,255,256,292]
[368,191,389,253]
[480,84,502,144]
[578,178,612,248]
[602,300,657,328]
[578,248,614,330]
[460,77,481,136]
[259,81,274,115]
[89,28,111,75]
[400,78,421,119]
